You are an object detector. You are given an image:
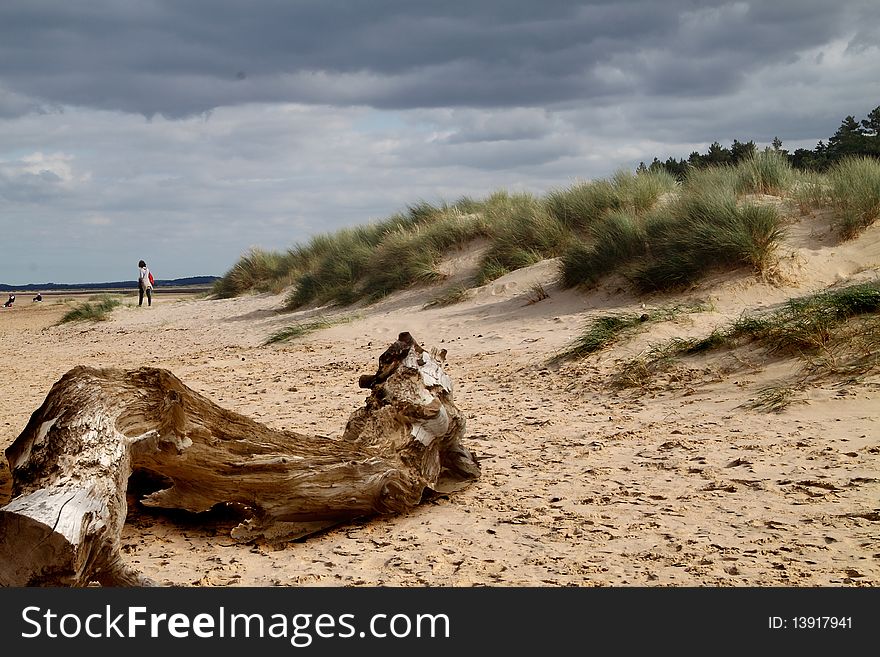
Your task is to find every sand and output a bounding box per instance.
[1,212,878,587]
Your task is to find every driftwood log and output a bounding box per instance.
[0,332,480,587]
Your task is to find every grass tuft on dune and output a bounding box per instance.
[58,295,122,324]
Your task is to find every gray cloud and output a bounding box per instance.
[0,1,878,284]
[0,1,875,117]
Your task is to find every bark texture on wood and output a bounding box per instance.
[0,334,479,586]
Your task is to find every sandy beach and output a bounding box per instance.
[1,212,878,588]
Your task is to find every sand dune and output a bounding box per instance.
[1,210,878,587]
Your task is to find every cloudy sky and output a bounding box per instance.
[1,0,878,285]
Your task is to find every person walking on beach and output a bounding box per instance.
[138,260,153,307]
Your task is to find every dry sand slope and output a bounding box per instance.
[1,212,878,587]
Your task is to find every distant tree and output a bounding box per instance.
[859,105,880,157]
[662,157,689,180]
[790,147,817,171]
[644,156,687,180]
[827,115,866,159]
[704,141,731,166]
[859,106,880,137]
[812,140,832,170]
[730,139,757,163]
[771,136,784,151]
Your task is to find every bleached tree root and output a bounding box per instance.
[0,333,479,586]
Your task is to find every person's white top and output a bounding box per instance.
[139,266,153,289]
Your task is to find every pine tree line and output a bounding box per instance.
[639,105,880,179]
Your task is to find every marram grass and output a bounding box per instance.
[827,156,880,239]
[215,154,879,303]
[58,296,122,324]
[610,281,880,407]
[549,301,711,364]
[264,315,356,345]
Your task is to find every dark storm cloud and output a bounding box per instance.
[1,1,878,285]
[0,0,874,117]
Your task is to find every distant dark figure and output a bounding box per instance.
[3,294,14,308]
[137,259,153,307]
[33,293,42,302]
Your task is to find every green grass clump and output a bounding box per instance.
[264,315,355,345]
[283,207,491,309]
[550,301,710,364]
[544,169,676,231]
[58,296,122,324]
[789,157,880,239]
[660,282,880,358]
[284,228,379,308]
[361,213,491,301]
[759,281,880,356]
[612,280,880,401]
[240,207,431,309]
[560,166,786,292]
[680,165,740,195]
[630,189,784,292]
[826,156,880,239]
[611,168,679,214]
[744,383,806,413]
[475,193,570,284]
[560,209,649,287]
[360,228,445,302]
[736,149,795,195]
[559,240,600,288]
[404,200,445,225]
[213,248,298,298]
[790,171,829,214]
[448,195,485,215]
[670,328,735,355]
[423,283,473,309]
[524,282,550,304]
[544,179,621,231]
[551,313,649,363]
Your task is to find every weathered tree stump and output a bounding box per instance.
[0,333,480,586]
